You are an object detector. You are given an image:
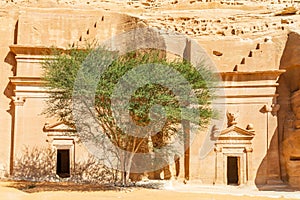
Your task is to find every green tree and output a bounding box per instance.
[42,46,216,185]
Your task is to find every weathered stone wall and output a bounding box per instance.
[0,0,300,189]
[0,6,145,179]
[0,8,18,178]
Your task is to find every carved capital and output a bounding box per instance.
[214,146,222,153]
[46,137,54,143]
[74,137,80,143]
[244,147,253,153]
[12,96,26,106]
[260,104,280,115]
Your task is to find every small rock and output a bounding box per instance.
[281,19,289,24]
[213,50,223,56]
[275,6,298,16]
[216,30,225,36]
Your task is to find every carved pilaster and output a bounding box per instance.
[214,146,223,184]
[11,96,26,174]
[245,146,254,185]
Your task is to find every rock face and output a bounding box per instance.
[276,31,300,188]
[0,0,300,189]
[278,87,300,187]
[280,32,300,69]
[291,90,300,129]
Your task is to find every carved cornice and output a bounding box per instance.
[217,125,255,141]
[9,45,63,56]
[219,70,286,80]
[214,70,285,99]
[9,45,85,56]
[9,77,48,97]
[9,77,45,86]
[43,121,76,133]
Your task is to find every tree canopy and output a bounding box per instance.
[42,46,216,184]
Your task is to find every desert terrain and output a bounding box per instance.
[2,180,300,200]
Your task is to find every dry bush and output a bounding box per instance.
[13,146,118,184]
[72,155,118,184]
[13,146,57,181]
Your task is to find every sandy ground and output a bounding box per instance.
[2,181,300,200]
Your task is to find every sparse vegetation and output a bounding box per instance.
[42,45,215,185]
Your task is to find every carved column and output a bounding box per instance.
[245,147,254,185]
[11,97,26,174]
[183,119,190,181]
[262,104,282,183]
[214,146,223,184]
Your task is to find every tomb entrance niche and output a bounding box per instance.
[227,156,239,185]
[56,149,70,178]
[214,125,255,185]
[43,121,76,178]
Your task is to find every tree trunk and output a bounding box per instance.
[125,152,135,186]
[120,151,135,186]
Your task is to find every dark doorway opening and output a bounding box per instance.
[56,149,70,178]
[227,156,239,185]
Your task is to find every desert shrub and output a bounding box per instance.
[72,155,118,184]
[13,146,57,181]
[13,146,118,184]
